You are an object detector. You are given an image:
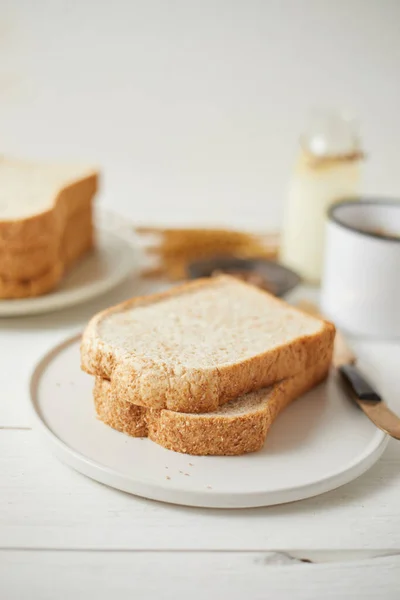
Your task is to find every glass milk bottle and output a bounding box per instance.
[280,110,363,283]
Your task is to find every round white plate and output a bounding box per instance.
[30,335,388,509]
[0,227,138,317]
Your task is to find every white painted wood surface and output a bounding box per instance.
[1,429,400,551]
[0,275,399,598]
[1,279,400,597]
[1,552,400,600]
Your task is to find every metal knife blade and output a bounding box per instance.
[297,299,400,440]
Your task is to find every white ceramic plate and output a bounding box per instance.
[0,219,138,317]
[29,335,389,508]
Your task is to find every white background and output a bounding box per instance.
[1,0,400,228]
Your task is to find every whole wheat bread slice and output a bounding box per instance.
[0,156,97,249]
[0,157,97,297]
[82,276,335,413]
[0,205,93,280]
[0,210,94,297]
[93,356,331,455]
[0,208,94,298]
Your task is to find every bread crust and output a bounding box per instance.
[93,357,331,455]
[0,245,58,280]
[0,262,64,298]
[0,207,94,298]
[0,170,97,249]
[0,206,93,280]
[82,277,335,413]
[0,165,97,298]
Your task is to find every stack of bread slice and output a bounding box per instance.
[0,157,98,298]
[81,276,335,455]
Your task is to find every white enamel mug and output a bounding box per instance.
[321,199,400,338]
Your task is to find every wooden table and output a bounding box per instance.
[1,279,399,599]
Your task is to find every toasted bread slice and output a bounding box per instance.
[0,157,97,249]
[82,276,335,413]
[93,357,330,455]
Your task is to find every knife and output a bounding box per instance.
[297,300,400,440]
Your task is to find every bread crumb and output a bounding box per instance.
[206,485,212,489]
[184,473,190,476]
[166,476,171,480]
[189,463,193,467]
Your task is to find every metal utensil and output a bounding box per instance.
[188,256,301,297]
[297,299,400,440]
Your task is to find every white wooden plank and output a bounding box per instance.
[1,551,399,600]
[1,430,399,550]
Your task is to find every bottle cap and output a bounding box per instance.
[303,109,361,158]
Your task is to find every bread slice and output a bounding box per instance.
[0,156,97,249]
[0,209,94,298]
[0,244,59,280]
[93,356,331,455]
[81,276,335,413]
[0,263,64,299]
[0,206,93,281]
[0,157,97,298]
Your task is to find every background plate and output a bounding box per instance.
[30,336,388,509]
[0,218,139,317]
